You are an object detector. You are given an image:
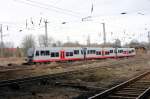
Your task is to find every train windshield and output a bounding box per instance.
[27,48,34,57]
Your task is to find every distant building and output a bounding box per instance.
[0,47,24,57]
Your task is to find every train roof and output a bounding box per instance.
[31,47,135,50]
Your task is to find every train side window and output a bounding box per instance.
[74,50,79,54]
[70,52,73,56]
[129,51,132,53]
[96,51,101,55]
[66,52,69,56]
[110,50,113,53]
[41,51,45,56]
[46,50,50,55]
[118,50,123,53]
[121,50,123,53]
[66,52,73,56]
[51,52,59,57]
[35,51,39,56]
[89,50,96,54]
[51,52,55,57]
[81,50,83,54]
[93,50,96,54]
[99,51,101,55]
[90,50,93,54]
[105,51,109,55]
[96,51,98,55]
[90,50,92,54]
[56,52,59,57]
[87,50,90,54]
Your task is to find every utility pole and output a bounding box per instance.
[87,34,91,47]
[114,39,118,59]
[148,31,150,49]
[102,23,106,47]
[0,24,3,57]
[44,20,48,47]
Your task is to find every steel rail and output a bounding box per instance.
[88,71,150,99]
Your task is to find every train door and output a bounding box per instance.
[60,50,65,60]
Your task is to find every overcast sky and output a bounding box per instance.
[0,0,150,47]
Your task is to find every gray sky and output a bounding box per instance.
[1,0,150,47]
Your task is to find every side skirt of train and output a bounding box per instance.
[26,47,136,64]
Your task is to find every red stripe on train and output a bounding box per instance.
[32,58,83,63]
[32,55,135,63]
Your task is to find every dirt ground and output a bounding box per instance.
[0,57,26,66]
[0,53,150,99]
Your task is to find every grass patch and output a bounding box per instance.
[70,68,114,82]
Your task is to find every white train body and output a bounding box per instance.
[27,47,136,63]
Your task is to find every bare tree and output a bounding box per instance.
[75,41,81,46]
[38,35,53,47]
[55,40,62,47]
[140,42,149,49]
[21,34,36,56]
[4,42,14,48]
[114,39,121,47]
[66,36,70,43]
[129,39,140,47]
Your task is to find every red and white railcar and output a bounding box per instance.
[27,47,136,63]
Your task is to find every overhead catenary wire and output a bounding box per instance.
[25,0,81,15]
[3,0,148,43]
[14,0,82,18]
[53,0,63,5]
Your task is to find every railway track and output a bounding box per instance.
[0,59,127,87]
[0,64,104,89]
[88,71,150,99]
[0,64,106,99]
[0,58,149,99]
